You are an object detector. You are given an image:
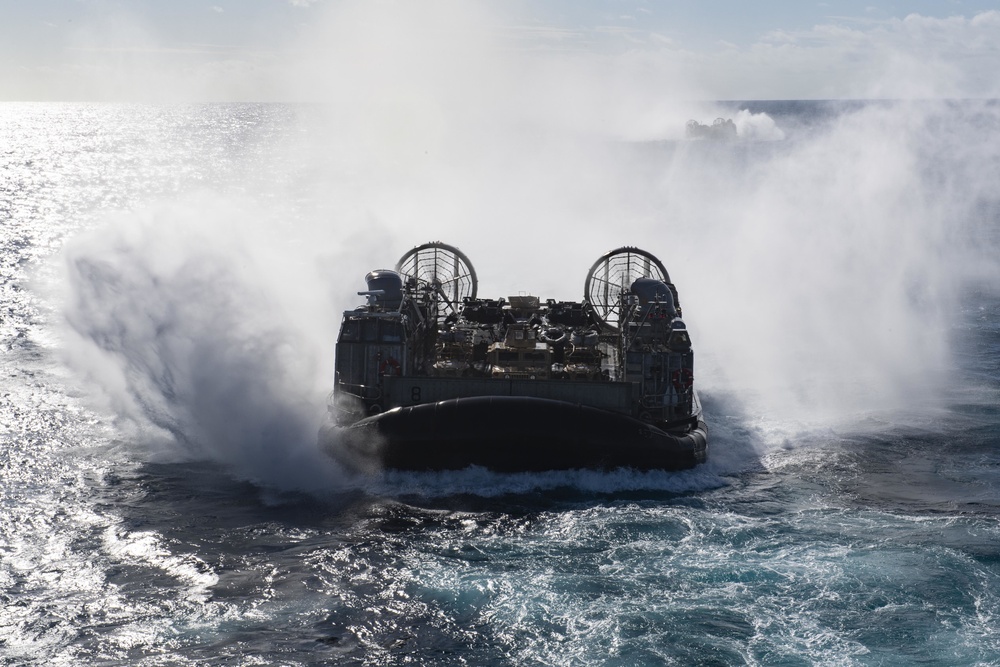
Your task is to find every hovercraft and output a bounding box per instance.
[686,117,738,140]
[319,243,707,472]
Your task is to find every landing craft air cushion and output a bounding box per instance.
[320,242,707,472]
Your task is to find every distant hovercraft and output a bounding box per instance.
[686,117,738,140]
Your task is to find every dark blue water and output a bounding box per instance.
[2,101,1000,665]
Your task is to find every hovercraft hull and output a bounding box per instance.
[320,395,707,473]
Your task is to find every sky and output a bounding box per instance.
[1,0,999,101]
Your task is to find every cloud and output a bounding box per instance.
[580,9,1000,101]
[5,3,998,104]
[746,11,1000,98]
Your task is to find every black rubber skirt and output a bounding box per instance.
[320,395,707,473]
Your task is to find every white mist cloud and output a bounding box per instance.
[56,1,1000,481]
[61,196,345,491]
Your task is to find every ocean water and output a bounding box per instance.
[2,100,1000,666]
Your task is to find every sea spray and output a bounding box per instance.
[59,101,1000,480]
[55,1,1000,472]
[61,195,346,492]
